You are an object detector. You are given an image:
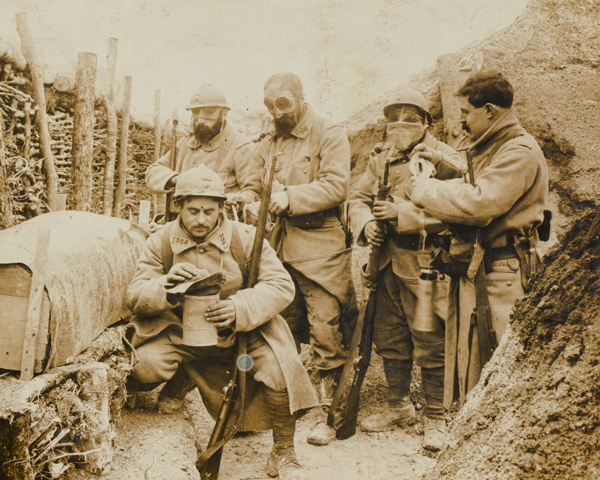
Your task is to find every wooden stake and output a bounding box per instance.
[154,89,161,163]
[105,38,118,102]
[55,194,67,211]
[15,12,58,211]
[71,52,97,212]
[23,102,31,160]
[113,76,132,217]
[20,230,50,381]
[437,53,465,149]
[0,109,15,229]
[139,200,151,229]
[101,94,117,216]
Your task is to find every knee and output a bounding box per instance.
[131,344,180,384]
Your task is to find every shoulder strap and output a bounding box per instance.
[308,116,329,183]
[161,222,174,273]
[229,224,249,288]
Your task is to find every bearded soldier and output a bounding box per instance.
[407,71,549,400]
[125,166,318,480]
[349,89,464,451]
[248,72,357,446]
[146,84,258,214]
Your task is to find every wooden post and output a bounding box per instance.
[113,76,132,217]
[20,230,50,381]
[105,38,118,101]
[152,89,161,218]
[101,94,117,216]
[55,194,67,211]
[71,52,97,212]
[0,109,15,229]
[437,53,465,149]
[139,200,151,229]
[23,101,31,160]
[15,12,58,211]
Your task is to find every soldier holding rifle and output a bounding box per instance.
[407,72,549,402]
[145,84,257,220]
[248,72,357,446]
[124,166,318,480]
[349,90,463,451]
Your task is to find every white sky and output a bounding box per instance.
[0,0,529,122]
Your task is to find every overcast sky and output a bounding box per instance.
[1,0,529,122]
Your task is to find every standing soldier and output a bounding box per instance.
[146,83,258,216]
[249,72,356,446]
[408,72,549,401]
[125,166,318,480]
[349,90,464,451]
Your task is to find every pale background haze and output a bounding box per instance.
[0,0,529,124]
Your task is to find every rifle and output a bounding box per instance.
[466,152,497,373]
[165,108,179,223]
[327,156,391,440]
[195,148,279,479]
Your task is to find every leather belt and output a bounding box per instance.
[488,239,530,262]
[389,232,435,250]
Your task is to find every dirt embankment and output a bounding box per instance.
[428,208,600,479]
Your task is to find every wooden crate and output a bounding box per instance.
[0,264,50,373]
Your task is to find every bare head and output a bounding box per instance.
[456,71,514,141]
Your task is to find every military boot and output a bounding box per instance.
[360,358,415,432]
[307,366,343,446]
[156,365,196,414]
[264,388,306,480]
[422,366,446,451]
[125,377,142,409]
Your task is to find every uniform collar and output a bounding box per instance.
[270,103,315,140]
[468,108,519,153]
[188,122,233,152]
[169,213,232,255]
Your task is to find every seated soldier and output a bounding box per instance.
[124,165,318,480]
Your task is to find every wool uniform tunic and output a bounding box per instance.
[410,109,549,392]
[145,123,258,204]
[248,104,356,371]
[125,213,318,429]
[349,131,464,368]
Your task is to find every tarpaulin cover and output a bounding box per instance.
[0,211,147,368]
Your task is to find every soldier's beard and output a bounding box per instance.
[194,119,223,143]
[273,114,297,136]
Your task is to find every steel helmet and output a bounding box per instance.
[174,165,227,200]
[383,89,432,123]
[186,84,230,111]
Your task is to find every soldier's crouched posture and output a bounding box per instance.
[407,72,549,397]
[349,90,464,451]
[125,166,318,480]
[249,73,357,446]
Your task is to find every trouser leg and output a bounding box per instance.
[383,357,413,407]
[286,267,346,371]
[265,388,306,479]
[421,366,445,418]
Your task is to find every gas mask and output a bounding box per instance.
[386,121,425,152]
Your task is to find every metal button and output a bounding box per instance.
[303,168,308,174]
[198,248,206,254]
[507,281,512,286]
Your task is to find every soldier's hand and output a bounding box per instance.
[205,299,236,328]
[364,220,387,247]
[269,191,290,216]
[166,262,198,284]
[372,200,397,220]
[165,175,179,189]
[412,143,434,161]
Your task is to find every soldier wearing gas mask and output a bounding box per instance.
[348,89,464,451]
